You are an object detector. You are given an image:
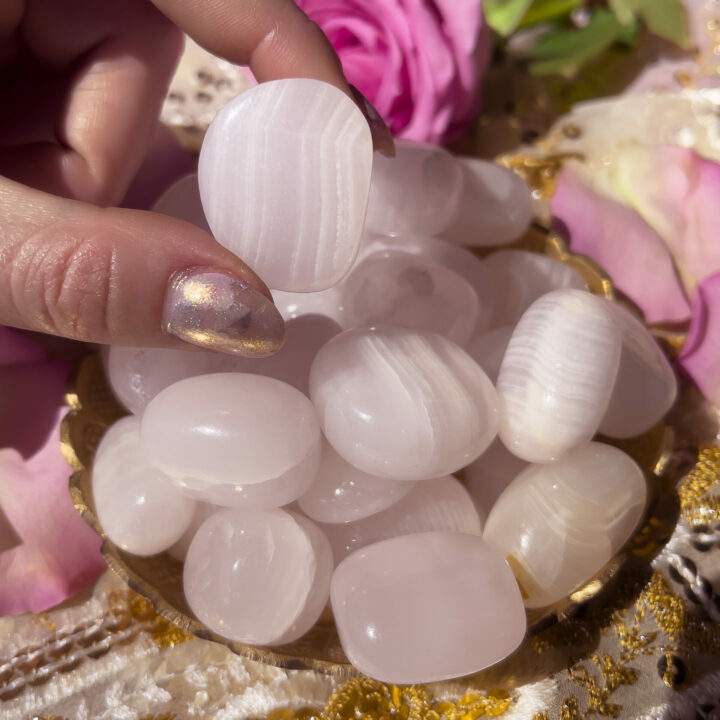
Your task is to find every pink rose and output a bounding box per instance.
[0,327,104,614]
[551,145,720,406]
[295,0,490,143]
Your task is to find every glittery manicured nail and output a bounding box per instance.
[162,268,285,357]
[349,84,396,158]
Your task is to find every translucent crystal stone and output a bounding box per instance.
[483,442,646,608]
[198,79,372,291]
[184,508,333,645]
[319,475,482,563]
[108,314,340,413]
[481,250,586,329]
[364,141,463,237]
[272,286,344,325]
[497,289,622,462]
[168,502,218,561]
[92,416,196,556]
[464,439,529,524]
[466,326,514,384]
[600,304,678,438]
[441,158,533,247]
[310,326,499,480]
[152,173,211,233]
[331,531,526,683]
[141,374,321,496]
[341,250,480,346]
[298,439,412,524]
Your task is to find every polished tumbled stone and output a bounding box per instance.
[141,374,321,499]
[466,326,514,384]
[319,475,482,563]
[342,250,480,346]
[310,326,499,480]
[299,439,412,524]
[184,508,333,644]
[152,173,211,234]
[497,289,622,462]
[484,442,646,608]
[199,79,372,291]
[93,416,196,556]
[331,531,527,683]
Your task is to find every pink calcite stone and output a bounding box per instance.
[141,374,321,495]
[342,250,480,346]
[184,508,333,645]
[310,326,499,481]
[168,502,218,561]
[299,439,412,524]
[319,475,482,563]
[152,173,211,234]
[330,531,527,683]
[466,326,514,384]
[92,417,196,556]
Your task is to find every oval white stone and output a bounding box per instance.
[93,416,196,556]
[299,439,412,524]
[342,250,480,345]
[310,326,499,481]
[198,79,372,291]
[497,289,622,462]
[168,502,219,561]
[331,531,526,683]
[184,508,333,645]
[320,475,482,563]
[483,442,647,608]
[440,158,533,247]
[364,140,463,237]
[466,326,514,384]
[141,374,321,491]
[481,250,586,329]
[600,304,678,438]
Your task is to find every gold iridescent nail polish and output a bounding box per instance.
[162,268,285,357]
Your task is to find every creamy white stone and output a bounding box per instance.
[141,374,321,493]
[199,79,372,291]
[310,326,499,481]
[483,442,647,608]
[168,502,218,561]
[466,326,514,384]
[184,508,332,645]
[319,475,482,563]
[497,289,622,462]
[152,173,211,233]
[601,304,678,438]
[342,250,480,345]
[299,439,412,524]
[93,416,196,556]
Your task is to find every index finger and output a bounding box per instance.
[150,0,351,94]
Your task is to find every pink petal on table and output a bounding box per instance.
[679,271,720,407]
[551,166,691,325]
[0,360,103,614]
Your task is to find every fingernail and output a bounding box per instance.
[163,268,285,357]
[349,84,396,158]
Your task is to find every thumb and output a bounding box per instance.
[0,177,285,356]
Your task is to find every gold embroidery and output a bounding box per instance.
[677,445,720,524]
[496,153,583,201]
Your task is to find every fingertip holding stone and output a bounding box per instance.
[162,267,285,357]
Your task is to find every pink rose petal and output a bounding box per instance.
[679,271,720,406]
[552,166,692,324]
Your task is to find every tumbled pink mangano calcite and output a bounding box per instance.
[320,475,481,563]
[140,374,321,505]
[184,508,333,645]
[298,439,412,524]
[92,417,196,556]
[199,79,372,292]
[331,531,526,683]
[310,326,499,481]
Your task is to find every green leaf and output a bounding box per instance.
[518,0,583,29]
[483,0,533,36]
[523,9,626,76]
[608,0,637,26]
[636,0,691,49]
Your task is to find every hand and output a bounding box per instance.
[0,0,350,356]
